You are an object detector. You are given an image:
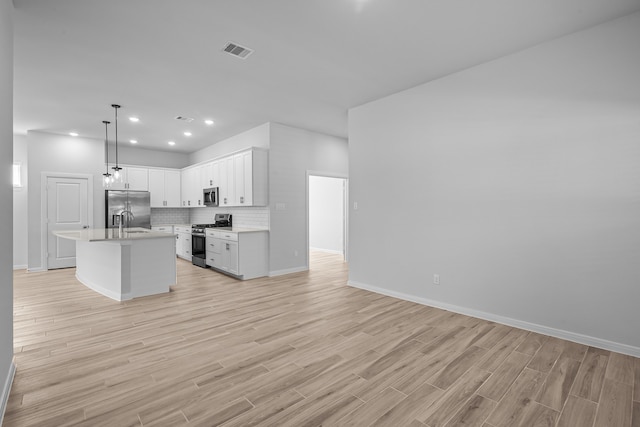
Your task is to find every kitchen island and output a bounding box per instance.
[52,228,176,301]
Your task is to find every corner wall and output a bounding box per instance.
[269,123,348,275]
[0,0,15,420]
[13,135,28,269]
[349,12,640,354]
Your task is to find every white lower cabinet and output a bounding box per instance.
[205,229,268,280]
[175,226,192,260]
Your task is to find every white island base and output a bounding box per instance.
[76,238,176,301]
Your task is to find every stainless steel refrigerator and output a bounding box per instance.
[105,190,151,229]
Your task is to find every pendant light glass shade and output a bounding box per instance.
[111,104,123,183]
[102,120,113,188]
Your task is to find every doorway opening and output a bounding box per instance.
[307,173,348,270]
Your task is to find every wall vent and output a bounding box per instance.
[175,116,194,122]
[222,42,253,59]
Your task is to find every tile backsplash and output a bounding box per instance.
[151,207,269,228]
[190,207,269,229]
[150,208,190,225]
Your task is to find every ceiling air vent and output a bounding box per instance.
[222,42,253,59]
[175,116,194,123]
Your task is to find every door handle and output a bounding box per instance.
[82,225,89,229]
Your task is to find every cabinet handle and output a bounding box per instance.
[240,196,244,204]
[224,198,227,204]
[188,201,191,206]
[226,243,229,250]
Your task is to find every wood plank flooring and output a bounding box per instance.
[6,252,639,426]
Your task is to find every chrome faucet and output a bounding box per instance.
[118,210,133,233]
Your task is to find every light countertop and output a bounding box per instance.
[53,228,177,242]
[206,227,269,234]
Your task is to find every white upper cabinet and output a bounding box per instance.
[149,168,181,207]
[201,161,217,188]
[192,165,203,207]
[109,166,149,191]
[181,165,204,207]
[164,170,181,207]
[180,167,194,207]
[219,156,235,207]
[181,148,268,208]
[237,148,267,206]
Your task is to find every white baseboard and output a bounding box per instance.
[348,280,640,358]
[26,267,45,273]
[269,266,309,277]
[309,247,344,255]
[1,360,16,426]
[12,265,27,271]
[75,272,127,302]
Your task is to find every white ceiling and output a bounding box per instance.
[13,0,640,153]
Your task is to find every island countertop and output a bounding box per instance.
[53,227,176,242]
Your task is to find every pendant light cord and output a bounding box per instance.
[103,120,110,173]
[112,104,121,169]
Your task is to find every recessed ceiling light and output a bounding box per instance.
[129,117,140,122]
[204,119,214,126]
[168,141,176,146]
[130,139,138,144]
[183,131,192,137]
[69,132,78,137]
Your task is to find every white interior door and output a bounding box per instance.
[47,176,90,269]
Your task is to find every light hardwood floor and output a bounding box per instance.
[6,252,640,426]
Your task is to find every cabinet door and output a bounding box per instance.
[211,160,221,188]
[191,165,203,207]
[181,167,193,207]
[234,151,253,205]
[211,238,224,269]
[148,169,165,207]
[184,234,192,257]
[201,162,214,188]
[220,156,235,206]
[225,241,239,275]
[234,153,245,205]
[164,170,181,207]
[126,167,149,191]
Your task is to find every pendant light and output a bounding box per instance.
[111,104,123,182]
[102,120,113,188]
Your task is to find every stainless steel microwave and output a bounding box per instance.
[203,187,219,207]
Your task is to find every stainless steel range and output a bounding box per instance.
[191,214,232,268]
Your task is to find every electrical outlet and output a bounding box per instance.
[353,201,358,210]
[433,274,440,285]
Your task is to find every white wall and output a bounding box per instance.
[269,123,348,274]
[188,123,270,165]
[309,176,344,254]
[26,131,190,271]
[112,144,189,169]
[349,12,640,355]
[0,0,14,417]
[13,134,28,269]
